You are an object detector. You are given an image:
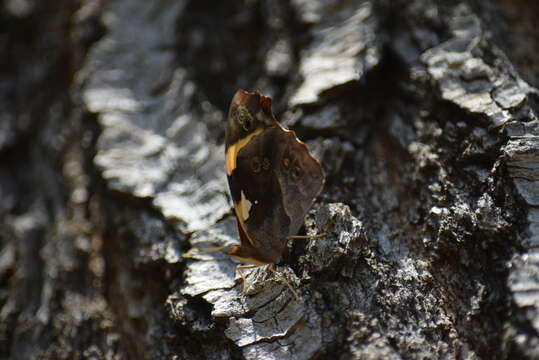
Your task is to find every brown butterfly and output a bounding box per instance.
[224,89,325,266]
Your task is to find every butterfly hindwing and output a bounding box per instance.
[274,130,325,237]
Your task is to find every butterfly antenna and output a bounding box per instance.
[286,233,326,240]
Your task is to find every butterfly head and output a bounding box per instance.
[226,90,275,146]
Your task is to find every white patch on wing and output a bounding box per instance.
[240,191,253,221]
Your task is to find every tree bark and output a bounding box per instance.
[2,0,539,359]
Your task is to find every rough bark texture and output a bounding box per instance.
[2,0,539,359]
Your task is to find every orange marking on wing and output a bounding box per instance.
[225,128,264,176]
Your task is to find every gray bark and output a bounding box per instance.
[1,0,539,359]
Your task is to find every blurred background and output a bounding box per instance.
[1,0,538,359]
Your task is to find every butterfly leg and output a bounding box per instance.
[182,245,230,260]
[267,264,298,300]
[236,264,259,295]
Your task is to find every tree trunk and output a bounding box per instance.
[2,0,539,359]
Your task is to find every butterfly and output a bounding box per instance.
[224,89,325,268]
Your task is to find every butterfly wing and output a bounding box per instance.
[273,128,324,238]
[225,90,324,264]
